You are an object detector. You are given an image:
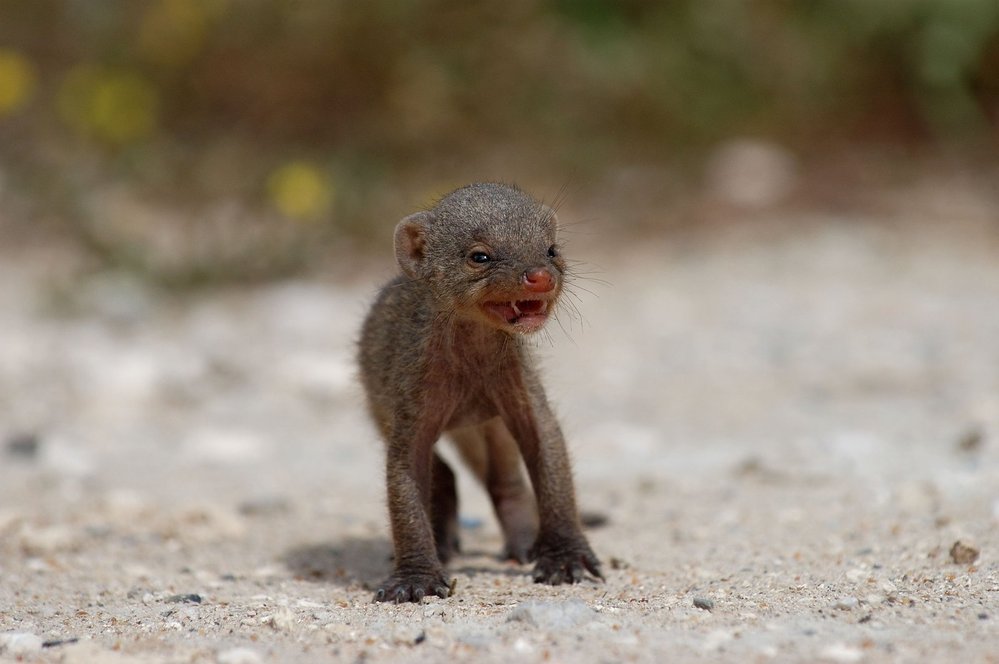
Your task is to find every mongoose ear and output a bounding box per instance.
[394,211,433,278]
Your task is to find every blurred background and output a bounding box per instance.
[2,6,999,658]
[1,0,997,282]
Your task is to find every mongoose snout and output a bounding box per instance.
[522,266,556,292]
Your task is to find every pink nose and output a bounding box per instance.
[522,267,555,293]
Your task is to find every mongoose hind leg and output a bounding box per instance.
[431,452,460,564]
[450,418,538,564]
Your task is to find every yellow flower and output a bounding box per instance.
[58,65,159,144]
[0,50,37,116]
[268,162,333,221]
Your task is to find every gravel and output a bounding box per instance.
[1,181,998,662]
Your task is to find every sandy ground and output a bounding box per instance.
[2,179,999,663]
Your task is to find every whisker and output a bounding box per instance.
[558,299,587,334]
[563,281,600,300]
[566,271,612,288]
[535,325,555,349]
[539,180,575,218]
[556,296,584,325]
[564,263,612,288]
[551,308,579,345]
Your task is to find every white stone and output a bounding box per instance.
[218,647,263,664]
[18,524,78,555]
[0,632,43,656]
[507,599,596,629]
[820,642,864,663]
[834,597,859,610]
[183,428,267,464]
[263,606,296,632]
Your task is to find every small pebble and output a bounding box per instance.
[834,597,859,611]
[580,510,610,528]
[949,541,980,565]
[609,556,630,570]
[5,433,39,460]
[42,638,79,648]
[693,597,715,611]
[956,427,983,453]
[238,496,291,516]
[166,593,203,604]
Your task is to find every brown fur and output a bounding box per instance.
[358,182,601,603]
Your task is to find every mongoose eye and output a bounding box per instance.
[547,245,558,258]
[469,251,491,264]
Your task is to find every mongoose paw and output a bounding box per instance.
[530,535,603,585]
[373,570,452,603]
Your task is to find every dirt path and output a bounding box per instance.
[2,185,998,663]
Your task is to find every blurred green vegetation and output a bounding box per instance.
[0,0,997,281]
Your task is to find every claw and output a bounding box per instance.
[373,570,454,604]
[587,557,604,581]
[530,535,602,586]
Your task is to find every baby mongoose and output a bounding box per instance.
[358,182,602,603]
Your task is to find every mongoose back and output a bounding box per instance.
[358,182,601,603]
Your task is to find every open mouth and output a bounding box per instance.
[481,299,550,331]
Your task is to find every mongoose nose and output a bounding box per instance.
[522,267,555,293]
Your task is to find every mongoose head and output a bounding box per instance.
[394,183,566,334]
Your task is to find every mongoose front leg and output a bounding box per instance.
[375,419,452,603]
[499,372,602,584]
